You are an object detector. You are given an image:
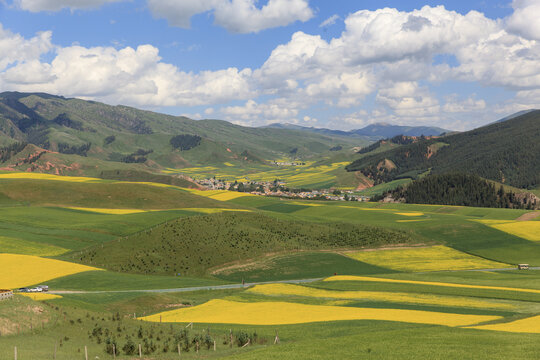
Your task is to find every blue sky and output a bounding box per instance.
[1,0,539,130]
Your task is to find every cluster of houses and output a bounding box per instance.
[194,177,370,202]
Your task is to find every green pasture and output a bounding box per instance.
[214,252,396,283]
[42,270,229,291]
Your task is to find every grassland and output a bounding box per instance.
[1,174,540,359]
[214,252,395,283]
[74,212,412,276]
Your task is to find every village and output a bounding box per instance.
[194,177,370,202]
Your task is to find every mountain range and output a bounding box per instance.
[265,122,449,139]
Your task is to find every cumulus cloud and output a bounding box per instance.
[148,0,313,33]
[0,40,255,107]
[506,0,540,40]
[219,99,300,125]
[14,0,124,12]
[4,3,540,128]
[443,95,486,113]
[376,82,440,117]
[0,24,53,70]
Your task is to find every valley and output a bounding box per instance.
[0,172,539,359]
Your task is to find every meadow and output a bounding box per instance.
[0,173,539,359]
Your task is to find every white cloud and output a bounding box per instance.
[443,95,486,113]
[376,82,440,117]
[302,115,317,123]
[0,24,53,70]
[219,99,300,125]
[1,41,255,107]
[319,14,339,28]
[4,3,540,129]
[148,0,313,33]
[506,0,540,40]
[15,0,124,12]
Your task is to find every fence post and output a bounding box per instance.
[85,345,88,360]
[54,340,57,359]
[14,346,17,360]
[214,340,216,351]
[139,343,142,358]
[178,343,181,357]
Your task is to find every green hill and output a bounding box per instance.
[74,212,412,276]
[0,92,365,176]
[346,110,540,190]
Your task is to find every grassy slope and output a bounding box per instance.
[214,252,396,283]
[1,92,365,165]
[0,177,539,358]
[230,197,540,266]
[0,178,227,209]
[74,212,412,276]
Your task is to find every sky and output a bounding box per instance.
[0,0,540,131]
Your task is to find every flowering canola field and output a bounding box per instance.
[347,245,507,272]
[0,172,102,182]
[141,299,500,326]
[66,207,250,215]
[246,284,513,310]
[324,276,540,295]
[476,220,540,242]
[68,207,147,215]
[185,189,253,201]
[470,315,540,333]
[0,254,100,289]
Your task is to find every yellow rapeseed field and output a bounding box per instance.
[0,254,100,289]
[68,207,147,215]
[141,299,500,326]
[470,315,540,333]
[489,221,540,242]
[246,284,512,309]
[324,276,540,294]
[186,189,253,201]
[19,293,62,301]
[0,173,101,182]
[178,208,251,214]
[347,245,507,272]
[394,212,424,216]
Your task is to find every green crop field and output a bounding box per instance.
[1,174,539,359]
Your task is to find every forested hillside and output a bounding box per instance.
[346,110,540,189]
[377,174,539,209]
